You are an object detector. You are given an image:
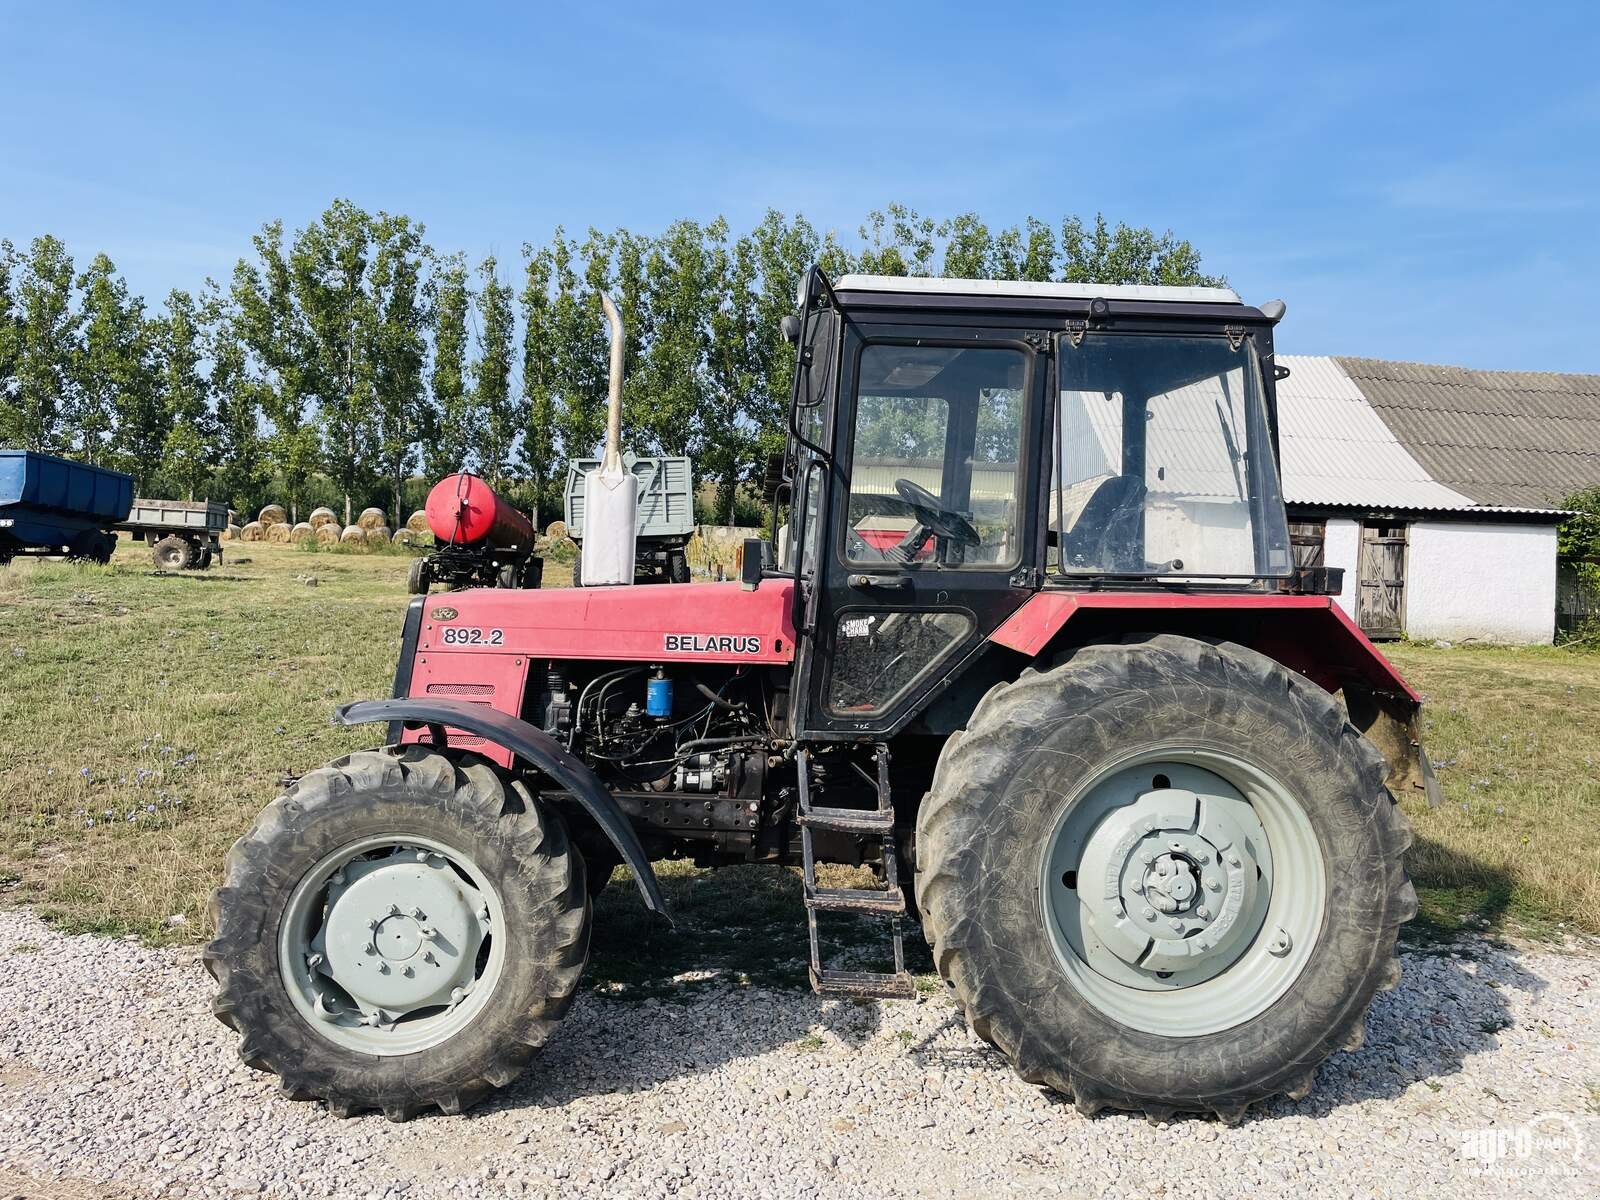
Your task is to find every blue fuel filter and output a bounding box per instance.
[646,671,673,718]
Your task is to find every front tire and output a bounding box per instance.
[205,747,590,1120]
[915,634,1415,1121]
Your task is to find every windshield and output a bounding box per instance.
[1054,333,1292,579]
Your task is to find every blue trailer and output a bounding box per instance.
[0,450,134,565]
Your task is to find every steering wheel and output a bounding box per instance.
[894,479,981,547]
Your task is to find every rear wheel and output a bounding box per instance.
[151,535,190,571]
[915,634,1415,1121]
[205,747,590,1120]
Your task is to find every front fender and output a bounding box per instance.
[335,697,670,921]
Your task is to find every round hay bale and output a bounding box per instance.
[220,523,241,542]
[392,528,418,548]
[308,507,338,529]
[545,519,568,540]
[265,522,291,543]
[314,523,340,546]
[356,507,387,532]
[366,525,392,546]
[340,525,368,546]
[258,504,287,527]
[290,521,314,543]
[406,510,430,534]
[240,521,265,542]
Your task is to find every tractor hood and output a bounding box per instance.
[416,580,798,664]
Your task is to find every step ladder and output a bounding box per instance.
[798,744,915,999]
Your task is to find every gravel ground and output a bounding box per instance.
[0,909,1596,1200]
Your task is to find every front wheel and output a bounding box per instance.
[205,747,590,1120]
[916,635,1415,1122]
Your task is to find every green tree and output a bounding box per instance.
[1058,214,1223,287]
[233,221,318,521]
[550,230,609,462]
[74,254,156,474]
[520,244,560,517]
[154,288,215,499]
[857,203,936,276]
[427,252,473,477]
[2,236,79,453]
[472,255,517,487]
[290,199,376,525]
[368,215,429,522]
[0,241,18,410]
[205,285,269,514]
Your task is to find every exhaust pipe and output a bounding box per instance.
[600,290,625,474]
[580,290,638,585]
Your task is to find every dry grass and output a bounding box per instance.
[0,544,1593,952]
[1386,642,1600,940]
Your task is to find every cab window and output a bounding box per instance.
[842,344,1027,568]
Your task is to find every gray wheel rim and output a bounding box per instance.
[1039,747,1325,1037]
[279,834,507,1055]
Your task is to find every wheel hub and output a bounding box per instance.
[311,849,489,1023]
[1065,778,1274,985]
[1040,753,1324,1037]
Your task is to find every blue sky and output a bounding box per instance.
[3,2,1596,371]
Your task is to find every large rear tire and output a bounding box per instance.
[915,634,1415,1122]
[204,747,590,1120]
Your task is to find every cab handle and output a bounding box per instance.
[847,573,910,591]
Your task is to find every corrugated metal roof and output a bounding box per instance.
[1334,357,1600,508]
[1274,356,1483,510]
[834,275,1242,305]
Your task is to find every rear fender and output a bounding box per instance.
[989,591,1441,806]
[335,697,670,920]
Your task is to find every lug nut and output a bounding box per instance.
[423,950,437,965]
[410,907,426,920]
[1207,877,1222,892]
[1168,918,1184,932]
[378,962,390,974]
[1227,853,1241,868]
[402,964,414,977]
[1141,906,1157,921]
[388,903,401,917]
[364,942,378,955]
[1196,906,1211,920]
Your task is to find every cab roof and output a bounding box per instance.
[834,274,1242,305]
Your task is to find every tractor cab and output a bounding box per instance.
[777,269,1300,737]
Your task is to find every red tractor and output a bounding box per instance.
[207,269,1435,1123]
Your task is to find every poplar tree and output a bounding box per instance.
[233,221,318,522]
[472,255,517,487]
[155,287,214,499]
[368,214,428,522]
[3,236,79,453]
[427,252,472,477]
[520,244,559,515]
[290,199,375,525]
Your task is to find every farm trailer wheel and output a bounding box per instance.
[407,557,431,595]
[204,746,590,1120]
[915,634,1415,1122]
[151,535,192,571]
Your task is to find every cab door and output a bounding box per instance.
[796,326,1048,737]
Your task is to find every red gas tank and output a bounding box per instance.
[425,473,535,548]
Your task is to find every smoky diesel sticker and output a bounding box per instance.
[664,633,762,655]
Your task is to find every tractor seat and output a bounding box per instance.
[1062,475,1146,571]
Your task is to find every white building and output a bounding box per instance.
[1275,356,1596,644]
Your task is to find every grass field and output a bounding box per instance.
[1,542,1596,986]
